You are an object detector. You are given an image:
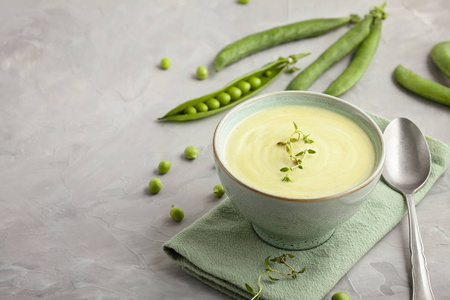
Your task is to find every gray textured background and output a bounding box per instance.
[0,0,449,299]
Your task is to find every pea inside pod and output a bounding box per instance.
[158,53,310,122]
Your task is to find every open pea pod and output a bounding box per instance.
[158,53,309,122]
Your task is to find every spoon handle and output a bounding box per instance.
[405,193,435,300]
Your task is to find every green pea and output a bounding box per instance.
[217,92,231,106]
[195,102,209,112]
[196,65,209,80]
[170,205,184,222]
[248,76,262,89]
[149,177,162,194]
[238,0,250,3]
[158,160,171,174]
[264,70,273,77]
[184,146,199,159]
[160,57,171,70]
[227,86,242,100]
[331,292,350,300]
[237,81,251,93]
[183,106,197,114]
[213,184,225,198]
[206,98,220,110]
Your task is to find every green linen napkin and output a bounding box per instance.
[163,113,450,300]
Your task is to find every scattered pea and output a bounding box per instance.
[195,102,209,112]
[217,92,231,106]
[213,184,225,198]
[183,106,197,114]
[158,160,171,174]
[264,70,273,77]
[170,205,184,222]
[160,57,171,70]
[149,177,162,194]
[206,98,220,110]
[237,81,251,93]
[331,292,350,300]
[227,86,242,100]
[238,0,250,4]
[248,76,262,89]
[196,65,209,80]
[184,146,199,159]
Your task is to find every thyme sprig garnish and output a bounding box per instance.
[277,121,315,182]
[245,254,305,300]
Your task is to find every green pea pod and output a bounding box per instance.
[158,53,310,121]
[213,15,360,72]
[286,15,373,91]
[431,41,450,79]
[394,64,450,107]
[324,4,387,96]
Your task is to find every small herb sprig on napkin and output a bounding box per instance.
[245,254,305,300]
[277,122,315,182]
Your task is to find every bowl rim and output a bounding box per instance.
[212,90,386,202]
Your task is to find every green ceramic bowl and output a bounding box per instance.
[213,91,385,250]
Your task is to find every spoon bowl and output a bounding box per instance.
[383,118,431,193]
[382,117,435,300]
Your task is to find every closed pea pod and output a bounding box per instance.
[214,15,360,72]
[324,4,387,96]
[431,41,450,79]
[158,53,310,121]
[286,15,373,91]
[394,64,450,106]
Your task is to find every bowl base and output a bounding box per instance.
[252,224,335,250]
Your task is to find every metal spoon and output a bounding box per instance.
[382,117,435,300]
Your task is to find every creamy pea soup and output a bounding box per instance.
[224,105,375,198]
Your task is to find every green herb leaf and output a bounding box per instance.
[287,254,295,258]
[282,175,292,182]
[265,256,271,268]
[245,283,255,294]
[285,145,290,153]
[307,149,316,154]
[268,274,279,281]
[293,121,298,130]
[277,141,286,146]
[280,167,289,172]
[290,138,298,143]
[295,151,305,156]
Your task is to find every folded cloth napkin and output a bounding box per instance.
[163,113,450,300]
